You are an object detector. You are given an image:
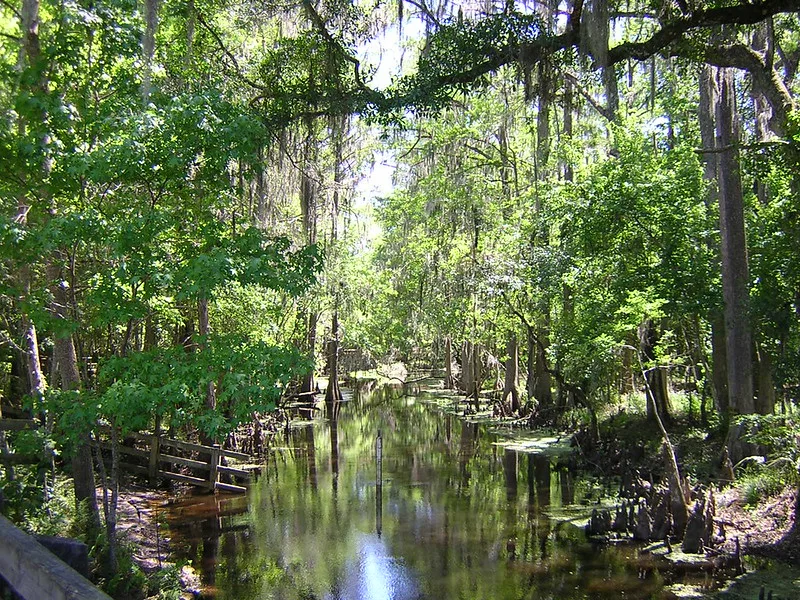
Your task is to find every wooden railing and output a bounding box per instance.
[0,413,39,468]
[93,428,252,494]
[0,514,112,600]
[0,409,252,494]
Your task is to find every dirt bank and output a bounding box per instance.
[716,485,800,562]
[114,484,201,599]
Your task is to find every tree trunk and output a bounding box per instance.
[526,327,536,401]
[18,0,47,408]
[582,0,617,119]
[141,0,160,103]
[299,115,318,395]
[603,63,619,121]
[472,342,483,406]
[255,145,268,227]
[301,311,318,394]
[19,0,99,529]
[637,348,690,535]
[533,325,553,410]
[461,340,475,397]
[325,310,343,404]
[715,67,754,415]
[185,0,195,69]
[502,334,520,413]
[639,319,672,425]
[20,272,45,405]
[47,260,100,531]
[563,78,574,182]
[444,336,455,389]
[198,294,216,444]
[530,20,555,413]
[750,26,776,415]
[755,341,776,415]
[106,423,120,573]
[711,314,730,413]
[699,65,731,414]
[325,117,344,405]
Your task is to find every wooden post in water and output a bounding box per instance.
[376,430,383,537]
[209,444,221,491]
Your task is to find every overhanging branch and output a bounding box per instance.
[301,0,371,92]
[194,10,268,92]
[606,0,800,64]
[671,41,795,134]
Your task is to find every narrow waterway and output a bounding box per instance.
[165,384,715,599]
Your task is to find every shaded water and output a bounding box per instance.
[166,385,715,599]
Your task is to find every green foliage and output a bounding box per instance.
[0,461,73,536]
[730,414,800,506]
[737,414,800,463]
[739,466,795,507]
[390,11,543,114]
[146,564,184,600]
[543,126,713,395]
[94,335,311,439]
[42,389,99,448]
[745,135,800,392]
[97,541,148,597]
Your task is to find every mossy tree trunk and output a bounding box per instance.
[444,336,455,389]
[716,67,755,416]
[502,334,520,413]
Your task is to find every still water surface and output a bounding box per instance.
[166,384,712,599]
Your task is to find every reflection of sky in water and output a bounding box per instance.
[165,390,724,600]
[328,534,419,600]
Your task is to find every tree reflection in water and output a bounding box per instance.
[165,385,709,599]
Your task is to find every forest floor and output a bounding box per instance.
[578,406,800,565]
[708,473,794,561]
[113,483,202,599]
[715,485,799,561]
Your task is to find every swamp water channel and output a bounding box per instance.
[164,383,736,599]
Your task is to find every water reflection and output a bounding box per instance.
[165,386,710,599]
[335,534,418,600]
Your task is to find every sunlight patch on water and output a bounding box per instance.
[490,432,573,456]
[337,534,419,600]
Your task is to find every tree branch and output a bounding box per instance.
[562,71,615,121]
[0,0,21,19]
[194,10,269,92]
[670,41,794,134]
[300,0,371,92]
[403,0,441,28]
[606,0,800,65]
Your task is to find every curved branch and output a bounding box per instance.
[300,0,369,91]
[606,0,800,64]
[194,10,269,92]
[562,71,614,121]
[403,0,441,28]
[387,0,798,119]
[672,41,794,134]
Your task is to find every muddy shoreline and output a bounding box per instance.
[114,483,203,599]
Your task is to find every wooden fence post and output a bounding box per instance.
[148,436,160,484]
[209,444,221,491]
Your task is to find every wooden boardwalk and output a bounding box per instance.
[94,427,252,493]
[1,409,253,493]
